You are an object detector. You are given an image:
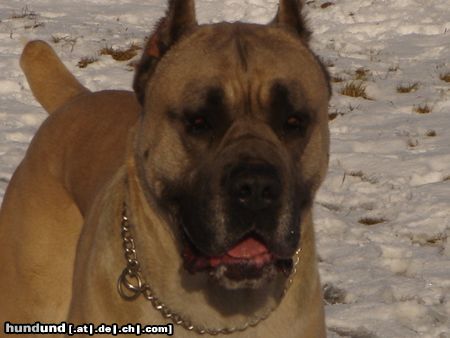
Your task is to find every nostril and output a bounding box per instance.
[238,183,253,204]
[262,186,274,202]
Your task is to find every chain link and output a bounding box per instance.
[117,202,301,335]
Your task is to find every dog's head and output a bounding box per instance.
[133,0,330,290]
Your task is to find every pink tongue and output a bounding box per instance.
[227,237,269,258]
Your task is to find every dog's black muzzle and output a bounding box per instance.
[225,160,282,213]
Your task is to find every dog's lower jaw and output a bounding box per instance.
[122,164,285,319]
[209,263,278,290]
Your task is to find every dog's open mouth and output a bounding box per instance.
[182,235,294,287]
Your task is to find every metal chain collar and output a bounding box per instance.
[117,202,301,335]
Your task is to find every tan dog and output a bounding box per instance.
[0,1,330,337]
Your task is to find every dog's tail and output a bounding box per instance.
[20,40,90,114]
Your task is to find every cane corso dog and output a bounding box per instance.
[0,0,331,336]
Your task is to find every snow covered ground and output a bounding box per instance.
[0,0,449,337]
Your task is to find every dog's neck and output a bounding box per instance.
[123,154,297,331]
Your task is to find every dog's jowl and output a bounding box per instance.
[0,1,331,337]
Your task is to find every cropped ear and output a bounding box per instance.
[272,0,311,43]
[133,0,197,105]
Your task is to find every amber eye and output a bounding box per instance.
[186,115,211,134]
[284,114,309,135]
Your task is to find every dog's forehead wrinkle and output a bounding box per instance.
[270,81,309,108]
[218,119,280,155]
[158,27,324,122]
[166,82,230,124]
[180,80,223,106]
[184,23,299,74]
[234,27,250,72]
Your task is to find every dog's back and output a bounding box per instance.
[0,41,140,322]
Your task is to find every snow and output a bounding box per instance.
[0,0,449,337]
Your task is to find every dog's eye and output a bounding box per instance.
[284,114,310,136]
[186,115,211,135]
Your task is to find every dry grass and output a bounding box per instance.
[358,217,387,225]
[51,35,77,51]
[323,283,346,305]
[440,72,450,83]
[52,35,77,45]
[127,60,140,71]
[348,170,364,178]
[397,82,419,93]
[10,5,37,19]
[321,2,335,9]
[407,139,419,148]
[328,110,344,121]
[100,43,141,61]
[340,81,370,99]
[51,35,63,43]
[425,234,447,245]
[389,65,400,72]
[10,5,44,29]
[24,22,44,29]
[324,59,335,67]
[411,233,448,247]
[77,57,98,69]
[354,68,371,81]
[425,130,436,137]
[347,170,378,184]
[328,112,338,121]
[413,104,432,114]
[331,76,344,83]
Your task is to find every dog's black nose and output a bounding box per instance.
[227,163,281,211]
